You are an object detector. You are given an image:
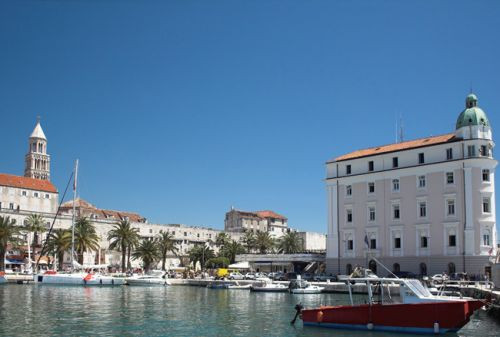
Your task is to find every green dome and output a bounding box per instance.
[456,94,490,129]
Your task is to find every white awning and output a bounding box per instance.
[228,261,250,269]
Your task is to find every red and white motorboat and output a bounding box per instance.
[298,277,484,334]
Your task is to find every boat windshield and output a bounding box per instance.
[405,279,432,297]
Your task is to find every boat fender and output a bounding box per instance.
[367,323,373,330]
[316,311,323,323]
[434,322,439,333]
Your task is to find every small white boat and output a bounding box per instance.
[290,285,324,294]
[0,273,6,284]
[126,272,169,286]
[250,278,288,292]
[228,281,251,290]
[38,271,125,285]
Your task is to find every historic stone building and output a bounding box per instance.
[325,94,497,277]
[224,207,289,237]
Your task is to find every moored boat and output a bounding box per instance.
[227,281,251,290]
[126,271,169,286]
[38,271,125,285]
[250,278,288,292]
[289,277,324,294]
[298,277,484,334]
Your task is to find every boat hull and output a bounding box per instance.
[38,273,125,286]
[250,287,288,292]
[126,278,168,286]
[301,301,483,334]
[291,288,324,294]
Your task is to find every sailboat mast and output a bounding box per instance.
[70,159,79,272]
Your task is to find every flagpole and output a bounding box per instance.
[70,159,78,272]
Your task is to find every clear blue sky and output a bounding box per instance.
[1,0,499,234]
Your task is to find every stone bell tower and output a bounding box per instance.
[24,117,51,180]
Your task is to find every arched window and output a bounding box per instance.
[393,263,400,273]
[38,143,43,152]
[420,263,427,276]
[448,262,456,274]
[368,260,377,274]
[346,263,352,275]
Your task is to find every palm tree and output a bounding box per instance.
[156,232,178,271]
[220,240,245,263]
[132,239,159,272]
[255,231,274,254]
[215,232,230,250]
[188,244,214,269]
[24,214,46,248]
[108,220,140,272]
[240,230,256,253]
[44,229,71,270]
[74,217,100,265]
[277,231,303,254]
[0,216,20,271]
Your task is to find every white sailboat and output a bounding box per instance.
[126,271,169,286]
[37,160,124,286]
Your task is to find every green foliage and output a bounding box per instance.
[0,216,20,271]
[255,231,275,254]
[132,239,160,272]
[206,256,230,268]
[44,228,71,270]
[188,244,214,269]
[156,231,178,271]
[74,217,100,264]
[240,230,256,253]
[107,220,140,272]
[215,232,230,248]
[277,231,303,254]
[218,240,245,263]
[24,214,47,248]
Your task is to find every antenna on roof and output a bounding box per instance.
[470,81,473,94]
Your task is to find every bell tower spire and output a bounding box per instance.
[24,117,51,180]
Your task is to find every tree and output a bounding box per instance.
[206,257,230,268]
[215,232,230,249]
[24,214,47,248]
[156,231,178,271]
[277,231,304,254]
[240,230,256,253]
[74,217,100,265]
[255,231,274,254]
[108,220,140,272]
[132,239,159,272]
[44,229,71,270]
[0,216,20,271]
[188,244,214,269]
[219,240,245,263]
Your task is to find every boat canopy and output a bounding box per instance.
[72,261,109,270]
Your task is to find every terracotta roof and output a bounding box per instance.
[59,198,146,223]
[255,210,287,220]
[0,173,57,193]
[330,133,457,162]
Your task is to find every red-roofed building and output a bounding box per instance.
[59,198,147,223]
[325,94,497,278]
[224,207,289,237]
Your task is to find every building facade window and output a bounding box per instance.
[393,204,400,220]
[418,175,426,188]
[483,230,491,246]
[9,203,14,210]
[368,182,375,194]
[446,172,454,184]
[392,179,400,192]
[446,148,453,160]
[480,145,489,157]
[467,145,476,157]
[22,190,27,196]
[347,239,354,250]
[392,157,398,168]
[368,207,376,222]
[34,192,39,198]
[418,153,425,164]
[370,238,377,249]
[346,165,351,175]
[483,197,491,213]
[368,161,374,172]
[419,201,427,218]
[346,185,352,196]
[394,237,401,249]
[447,199,455,216]
[421,236,428,248]
[449,235,456,247]
[346,209,353,223]
[482,169,490,182]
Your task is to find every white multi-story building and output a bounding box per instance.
[325,94,497,277]
[224,207,289,237]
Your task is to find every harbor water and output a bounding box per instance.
[0,284,498,336]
